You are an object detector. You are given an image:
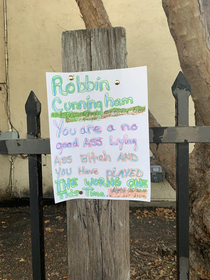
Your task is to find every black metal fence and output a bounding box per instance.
[1,72,210,280]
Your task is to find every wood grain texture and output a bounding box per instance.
[62,28,130,280]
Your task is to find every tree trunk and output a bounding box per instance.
[162,0,210,279]
[62,28,130,280]
[75,0,177,188]
[75,0,112,28]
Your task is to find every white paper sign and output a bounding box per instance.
[46,67,150,203]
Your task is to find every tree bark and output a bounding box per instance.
[163,0,210,126]
[76,0,112,28]
[162,0,210,279]
[62,28,130,280]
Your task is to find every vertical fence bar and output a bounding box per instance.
[172,72,191,280]
[25,91,45,280]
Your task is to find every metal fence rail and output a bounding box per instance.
[1,125,210,155]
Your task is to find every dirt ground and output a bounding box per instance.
[0,202,176,280]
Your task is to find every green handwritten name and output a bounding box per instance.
[52,75,110,96]
[50,74,137,117]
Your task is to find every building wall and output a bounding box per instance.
[0,0,193,201]
[7,0,84,197]
[0,0,11,199]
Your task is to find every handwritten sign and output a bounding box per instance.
[46,67,151,203]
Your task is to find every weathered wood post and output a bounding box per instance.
[62,28,130,280]
[25,91,45,280]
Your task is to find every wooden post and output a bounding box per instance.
[25,91,45,280]
[62,28,130,280]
